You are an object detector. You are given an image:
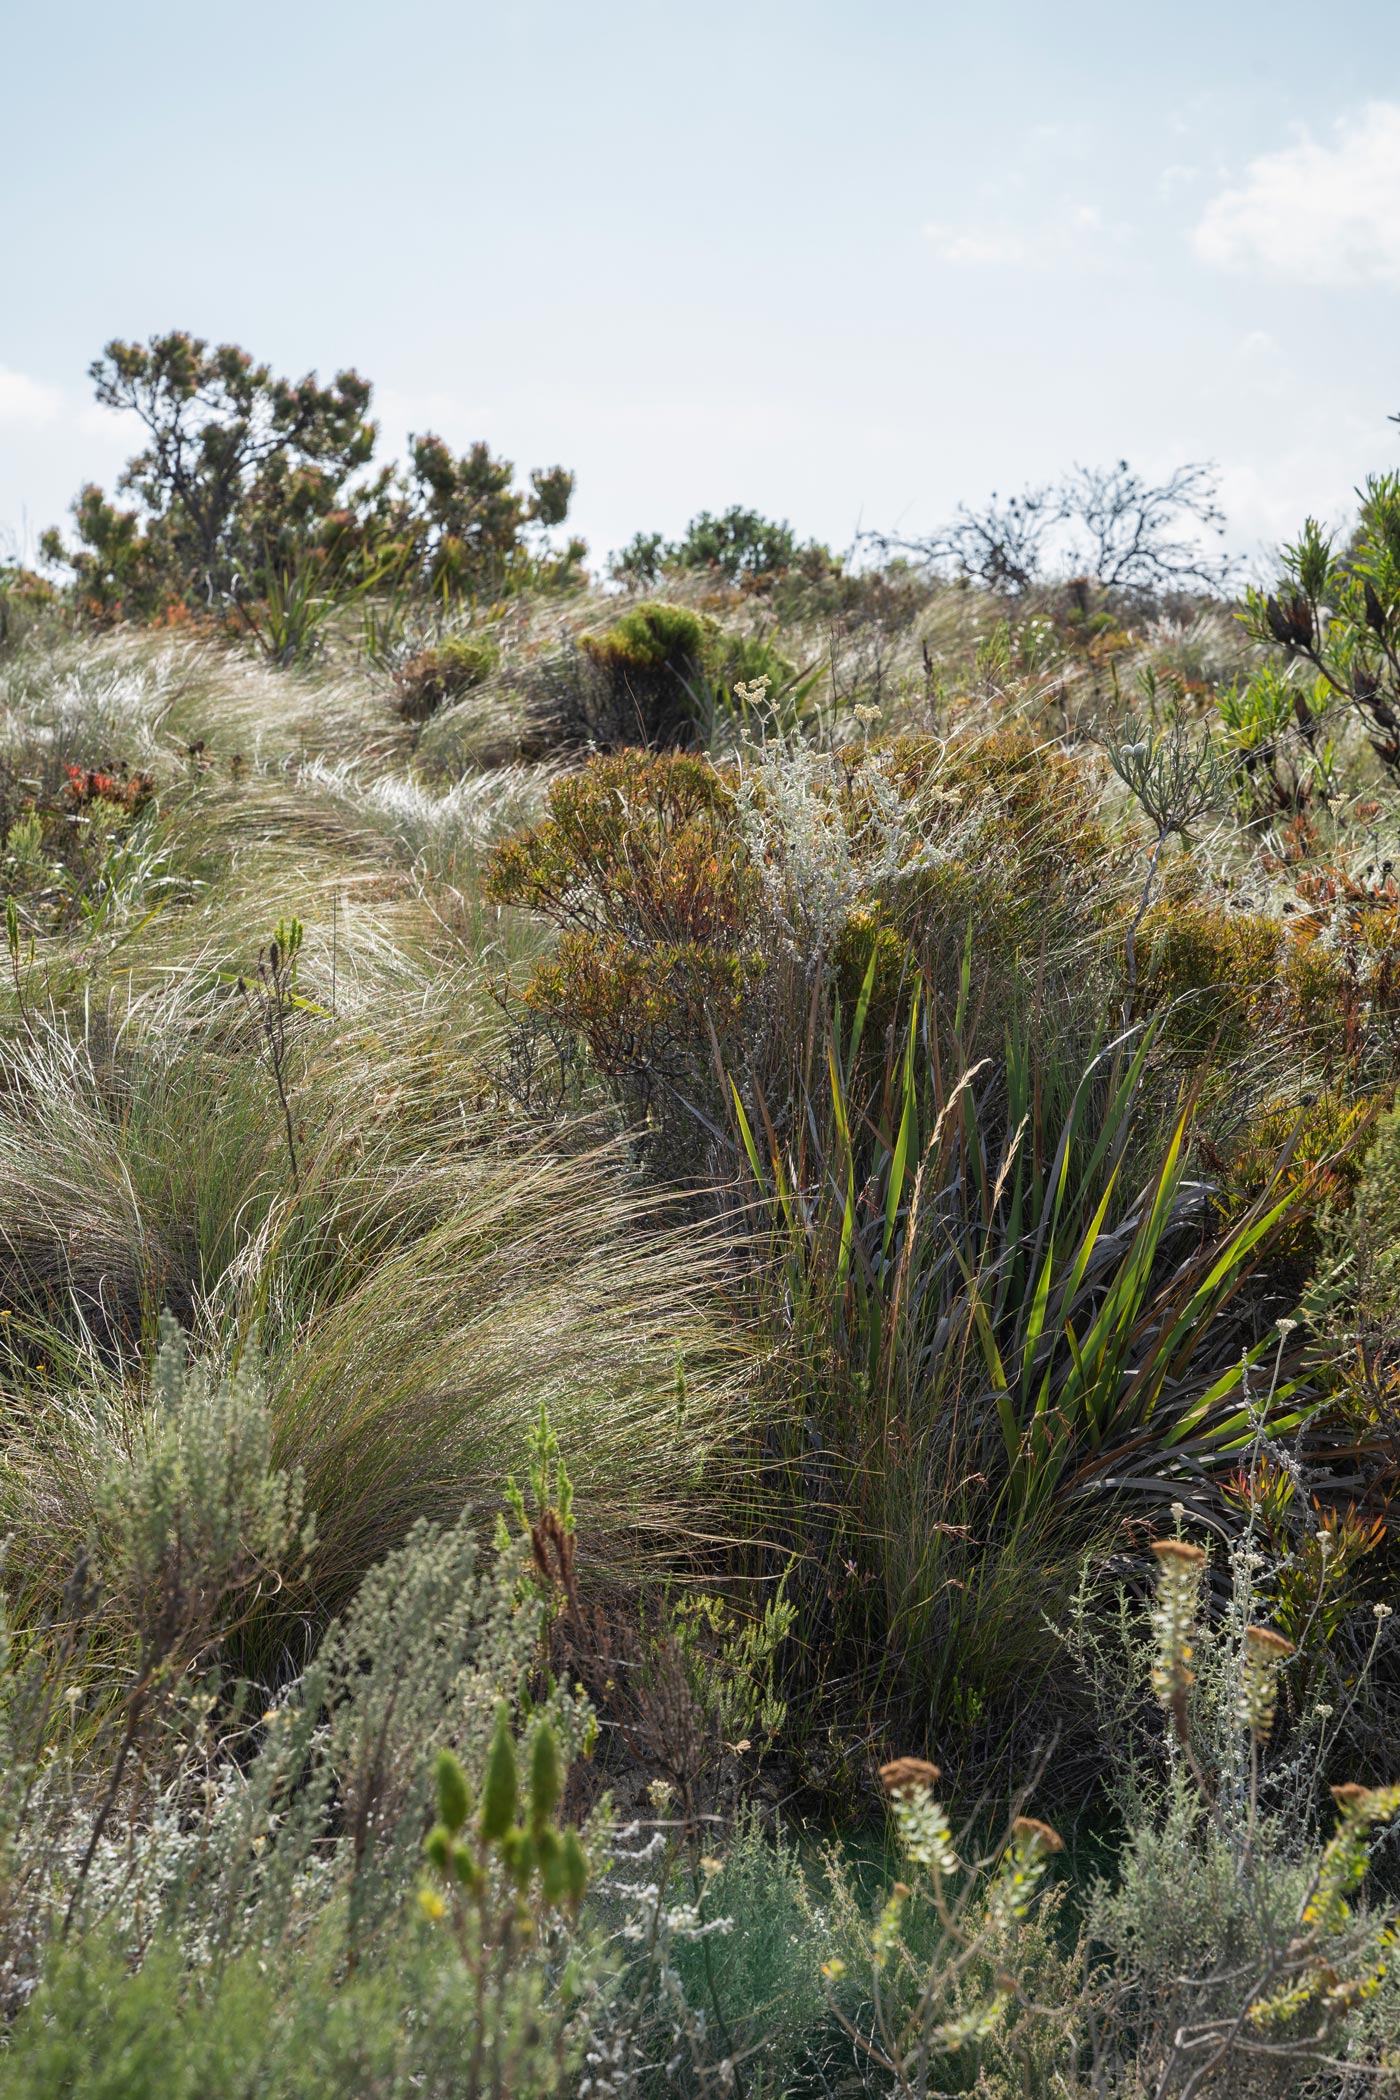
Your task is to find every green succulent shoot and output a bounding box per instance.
[478,1700,518,1842]
[528,1721,562,1834]
[435,1747,472,1835]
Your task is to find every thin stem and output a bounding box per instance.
[1123,825,1169,1020]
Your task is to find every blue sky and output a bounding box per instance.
[6,0,1400,574]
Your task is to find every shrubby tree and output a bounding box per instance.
[608,530,667,589]
[1061,459,1229,592]
[941,485,1056,594]
[396,434,582,599]
[609,505,827,589]
[41,330,583,620]
[671,505,803,583]
[41,333,377,614]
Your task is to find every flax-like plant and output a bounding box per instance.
[728,946,1319,1728]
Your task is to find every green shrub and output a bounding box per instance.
[1,1493,602,2092]
[1243,470,1400,777]
[1050,1526,1400,2097]
[0,1925,589,2100]
[392,634,500,722]
[578,600,712,749]
[39,333,584,631]
[1136,894,1283,1056]
[607,507,828,590]
[671,506,806,585]
[486,727,1113,1169]
[40,333,377,619]
[587,1807,831,2097]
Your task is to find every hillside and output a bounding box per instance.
[4,523,1400,2092]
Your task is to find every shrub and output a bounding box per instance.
[608,508,826,590]
[487,727,1113,1166]
[400,435,584,601]
[0,1924,589,2100]
[1281,860,1400,1074]
[670,506,807,585]
[814,1763,1074,2097]
[1136,895,1283,1056]
[1243,472,1400,776]
[0,566,58,652]
[586,1806,830,2096]
[392,634,500,722]
[1052,1523,1400,2097]
[40,333,376,618]
[1211,1092,1373,1263]
[577,601,712,749]
[1,1494,602,2087]
[39,334,584,630]
[485,749,759,1128]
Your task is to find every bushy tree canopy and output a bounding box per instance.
[41,331,581,619]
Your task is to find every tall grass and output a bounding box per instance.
[0,989,744,1634]
[0,621,745,1648]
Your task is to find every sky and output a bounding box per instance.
[5,0,1400,577]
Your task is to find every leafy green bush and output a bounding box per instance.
[608,507,828,590]
[672,506,805,584]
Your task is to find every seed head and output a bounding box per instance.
[1150,1539,1206,1568]
[1010,1817,1063,1855]
[1150,1538,1206,1729]
[880,1757,942,1795]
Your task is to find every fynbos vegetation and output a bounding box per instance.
[2,327,1400,2096]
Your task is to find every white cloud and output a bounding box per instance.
[922,221,1029,266]
[0,368,64,428]
[1158,162,1199,200]
[1194,101,1400,286]
[922,204,1111,270]
[1236,329,1279,361]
